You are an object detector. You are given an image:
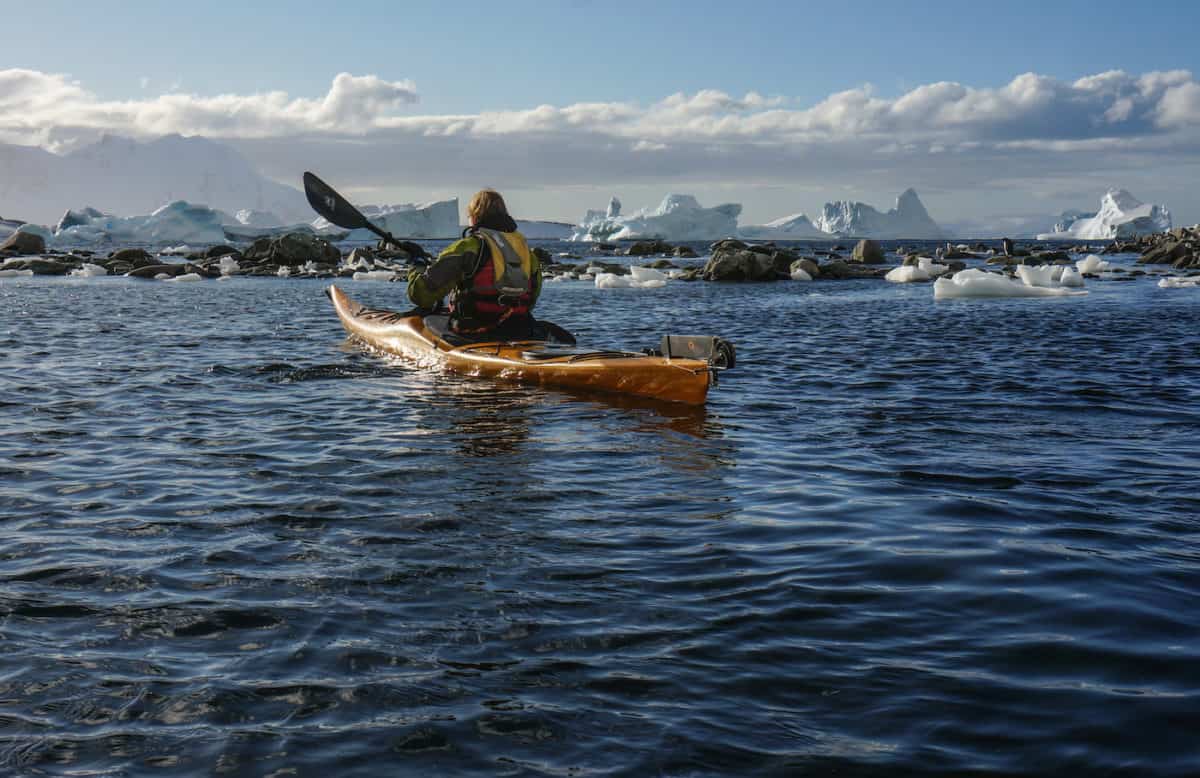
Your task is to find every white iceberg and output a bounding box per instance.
[572,194,740,242]
[886,256,951,283]
[53,201,227,245]
[934,268,1088,299]
[814,189,944,239]
[313,198,459,239]
[517,220,574,239]
[740,212,828,240]
[233,209,283,228]
[1036,189,1171,240]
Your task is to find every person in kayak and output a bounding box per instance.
[407,189,541,336]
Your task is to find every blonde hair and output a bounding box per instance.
[468,189,510,226]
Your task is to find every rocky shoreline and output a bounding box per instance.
[1,229,1197,285]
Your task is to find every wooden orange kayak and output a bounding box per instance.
[327,284,731,405]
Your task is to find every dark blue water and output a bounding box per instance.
[2,246,1199,776]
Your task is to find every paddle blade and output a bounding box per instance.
[304,171,371,230]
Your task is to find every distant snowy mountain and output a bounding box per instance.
[572,194,741,241]
[0,134,310,225]
[1036,189,1171,240]
[739,212,827,239]
[517,220,574,239]
[814,188,944,239]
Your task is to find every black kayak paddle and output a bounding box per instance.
[303,171,427,263]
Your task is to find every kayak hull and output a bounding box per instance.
[327,285,713,405]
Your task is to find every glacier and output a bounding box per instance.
[814,189,944,239]
[312,199,460,240]
[572,194,740,242]
[1035,189,1171,240]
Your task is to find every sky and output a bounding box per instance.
[3,0,1200,228]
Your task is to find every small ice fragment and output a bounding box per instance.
[69,263,108,277]
[934,268,1087,299]
[1158,276,1200,288]
[352,270,396,281]
[791,267,813,281]
[629,266,668,283]
[276,266,291,278]
[218,256,240,275]
[166,272,203,282]
[1015,264,1060,288]
[1076,254,1111,274]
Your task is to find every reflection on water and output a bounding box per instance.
[1,269,1199,776]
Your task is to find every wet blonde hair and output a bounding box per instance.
[468,189,510,226]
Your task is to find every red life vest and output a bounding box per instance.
[456,228,535,320]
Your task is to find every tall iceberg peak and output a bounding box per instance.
[572,194,741,241]
[814,189,944,238]
[1037,188,1170,240]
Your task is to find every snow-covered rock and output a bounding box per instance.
[739,212,828,240]
[53,201,227,245]
[933,268,1088,299]
[814,188,944,239]
[313,198,459,239]
[1036,189,1171,240]
[572,194,741,242]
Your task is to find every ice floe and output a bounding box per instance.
[352,270,397,281]
[885,257,951,283]
[1158,276,1200,288]
[165,273,203,282]
[934,268,1088,299]
[594,267,669,289]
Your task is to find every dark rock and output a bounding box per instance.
[701,248,780,281]
[595,243,618,251]
[378,239,429,259]
[627,239,672,256]
[942,249,972,260]
[531,246,552,264]
[1031,250,1071,264]
[672,246,697,258]
[126,263,187,279]
[27,259,70,275]
[648,259,679,269]
[109,248,157,268]
[242,233,340,267]
[709,238,747,253]
[790,258,820,278]
[205,245,241,259]
[1,231,46,256]
[851,239,885,264]
[1139,240,1191,265]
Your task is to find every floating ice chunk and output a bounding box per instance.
[0,269,34,277]
[352,270,396,281]
[161,244,197,256]
[1158,276,1200,288]
[1016,264,1061,288]
[69,263,108,277]
[578,273,594,281]
[216,274,234,282]
[1076,255,1111,274]
[595,272,666,289]
[218,256,240,276]
[1059,267,1085,288]
[166,272,203,282]
[667,269,686,279]
[585,265,605,274]
[629,266,668,283]
[791,267,813,281]
[885,256,949,283]
[154,273,171,280]
[934,268,1088,299]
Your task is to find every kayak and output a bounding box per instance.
[327,285,733,405]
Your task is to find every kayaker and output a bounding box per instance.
[407,189,542,336]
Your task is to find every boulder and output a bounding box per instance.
[851,239,885,264]
[242,233,340,267]
[531,246,552,264]
[648,259,679,269]
[1139,240,1192,265]
[709,238,747,253]
[1,231,46,256]
[790,258,820,278]
[673,246,698,258]
[819,259,890,280]
[126,263,187,279]
[701,247,781,281]
[627,239,672,256]
[27,259,71,275]
[108,248,158,268]
[205,245,241,259]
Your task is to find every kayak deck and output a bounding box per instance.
[327,284,717,405]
